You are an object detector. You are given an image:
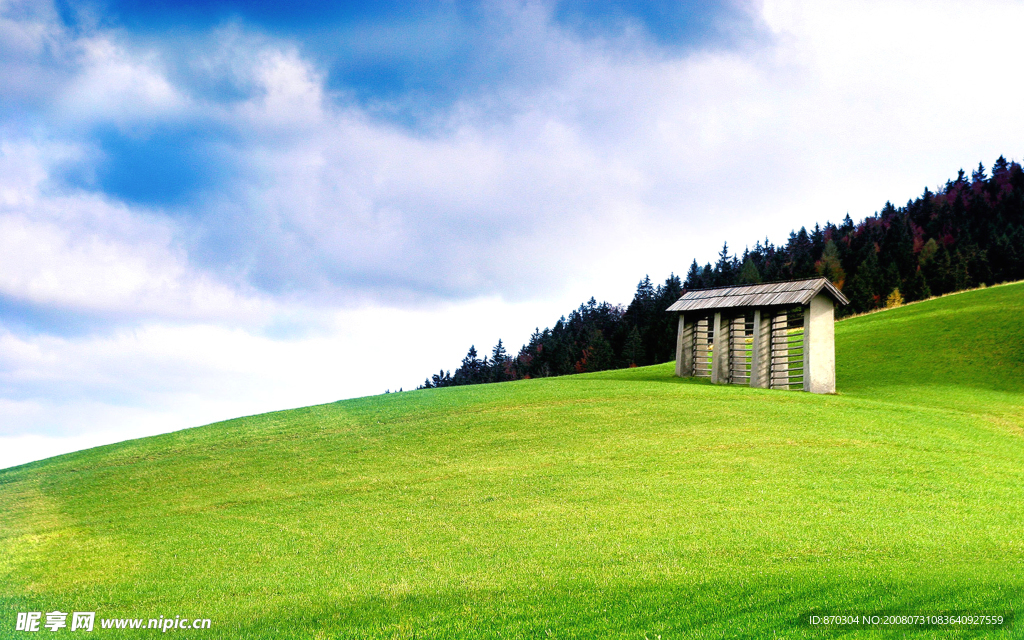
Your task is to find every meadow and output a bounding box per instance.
[2,282,1023,638]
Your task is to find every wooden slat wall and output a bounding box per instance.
[685,307,808,390]
[692,315,712,377]
[770,308,805,390]
[728,313,753,384]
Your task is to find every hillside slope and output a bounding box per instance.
[2,283,1023,638]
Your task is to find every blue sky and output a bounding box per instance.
[2,0,1024,468]
[46,0,760,210]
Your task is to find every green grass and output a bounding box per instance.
[2,283,1024,638]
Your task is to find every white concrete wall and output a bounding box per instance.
[805,294,836,394]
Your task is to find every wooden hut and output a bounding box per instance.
[666,278,849,394]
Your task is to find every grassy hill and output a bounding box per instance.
[2,282,1023,638]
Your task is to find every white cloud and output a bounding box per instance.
[176,0,1024,301]
[14,0,1023,305]
[0,0,72,108]
[0,294,568,468]
[55,36,186,127]
[248,48,325,128]
[0,140,272,321]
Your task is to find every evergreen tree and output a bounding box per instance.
[713,243,735,286]
[992,155,1009,177]
[658,273,683,302]
[883,263,901,298]
[903,267,931,302]
[1009,226,1024,281]
[635,275,655,300]
[738,253,762,284]
[850,250,882,311]
[815,240,846,289]
[933,245,954,295]
[788,227,815,278]
[700,263,713,286]
[574,327,614,373]
[972,162,987,183]
[967,248,992,286]
[990,234,1015,282]
[684,260,703,288]
[920,241,952,295]
[953,251,971,290]
[810,223,824,260]
[918,238,939,265]
[622,326,644,366]
[651,274,684,363]
[454,345,484,385]
[841,214,855,235]
[490,340,511,382]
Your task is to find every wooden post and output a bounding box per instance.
[802,305,811,392]
[750,308,770,388]
[804,294,836,393]
[675,313,684,377]
[675,314,695,377]
[683,316,694,376]
[711,311,729,384]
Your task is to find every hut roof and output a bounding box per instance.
[666,278,849,312]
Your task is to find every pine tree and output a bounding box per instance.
[454,345,483,384]
[788,227,815,278]
[883,263,901,297]
[489,340,511,382]
[574,328,614,373]
[849,250,882,311]
[738,254,762,284]
[968,248,992,286]
[846,274,873,313]
[635,275,655,300]
[684,260,703,289]
[623,276,657,360]
[918,238,939,266]
[815,240,846,289]
[713,243,734,286]
[972,162,987,183]
[953,251,971,290]
[700,263,713,286]
[622,326,644,366]
[660,273,683,301]
[1009,226,1024,280]
[903,267,931,302]
[990,234,1014,282]
[811,223,824,259]
[922,244,953,295]
[992,155,1009,177]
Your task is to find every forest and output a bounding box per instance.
[420,156,1024,389]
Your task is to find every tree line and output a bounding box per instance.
[420,156,1024,389]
